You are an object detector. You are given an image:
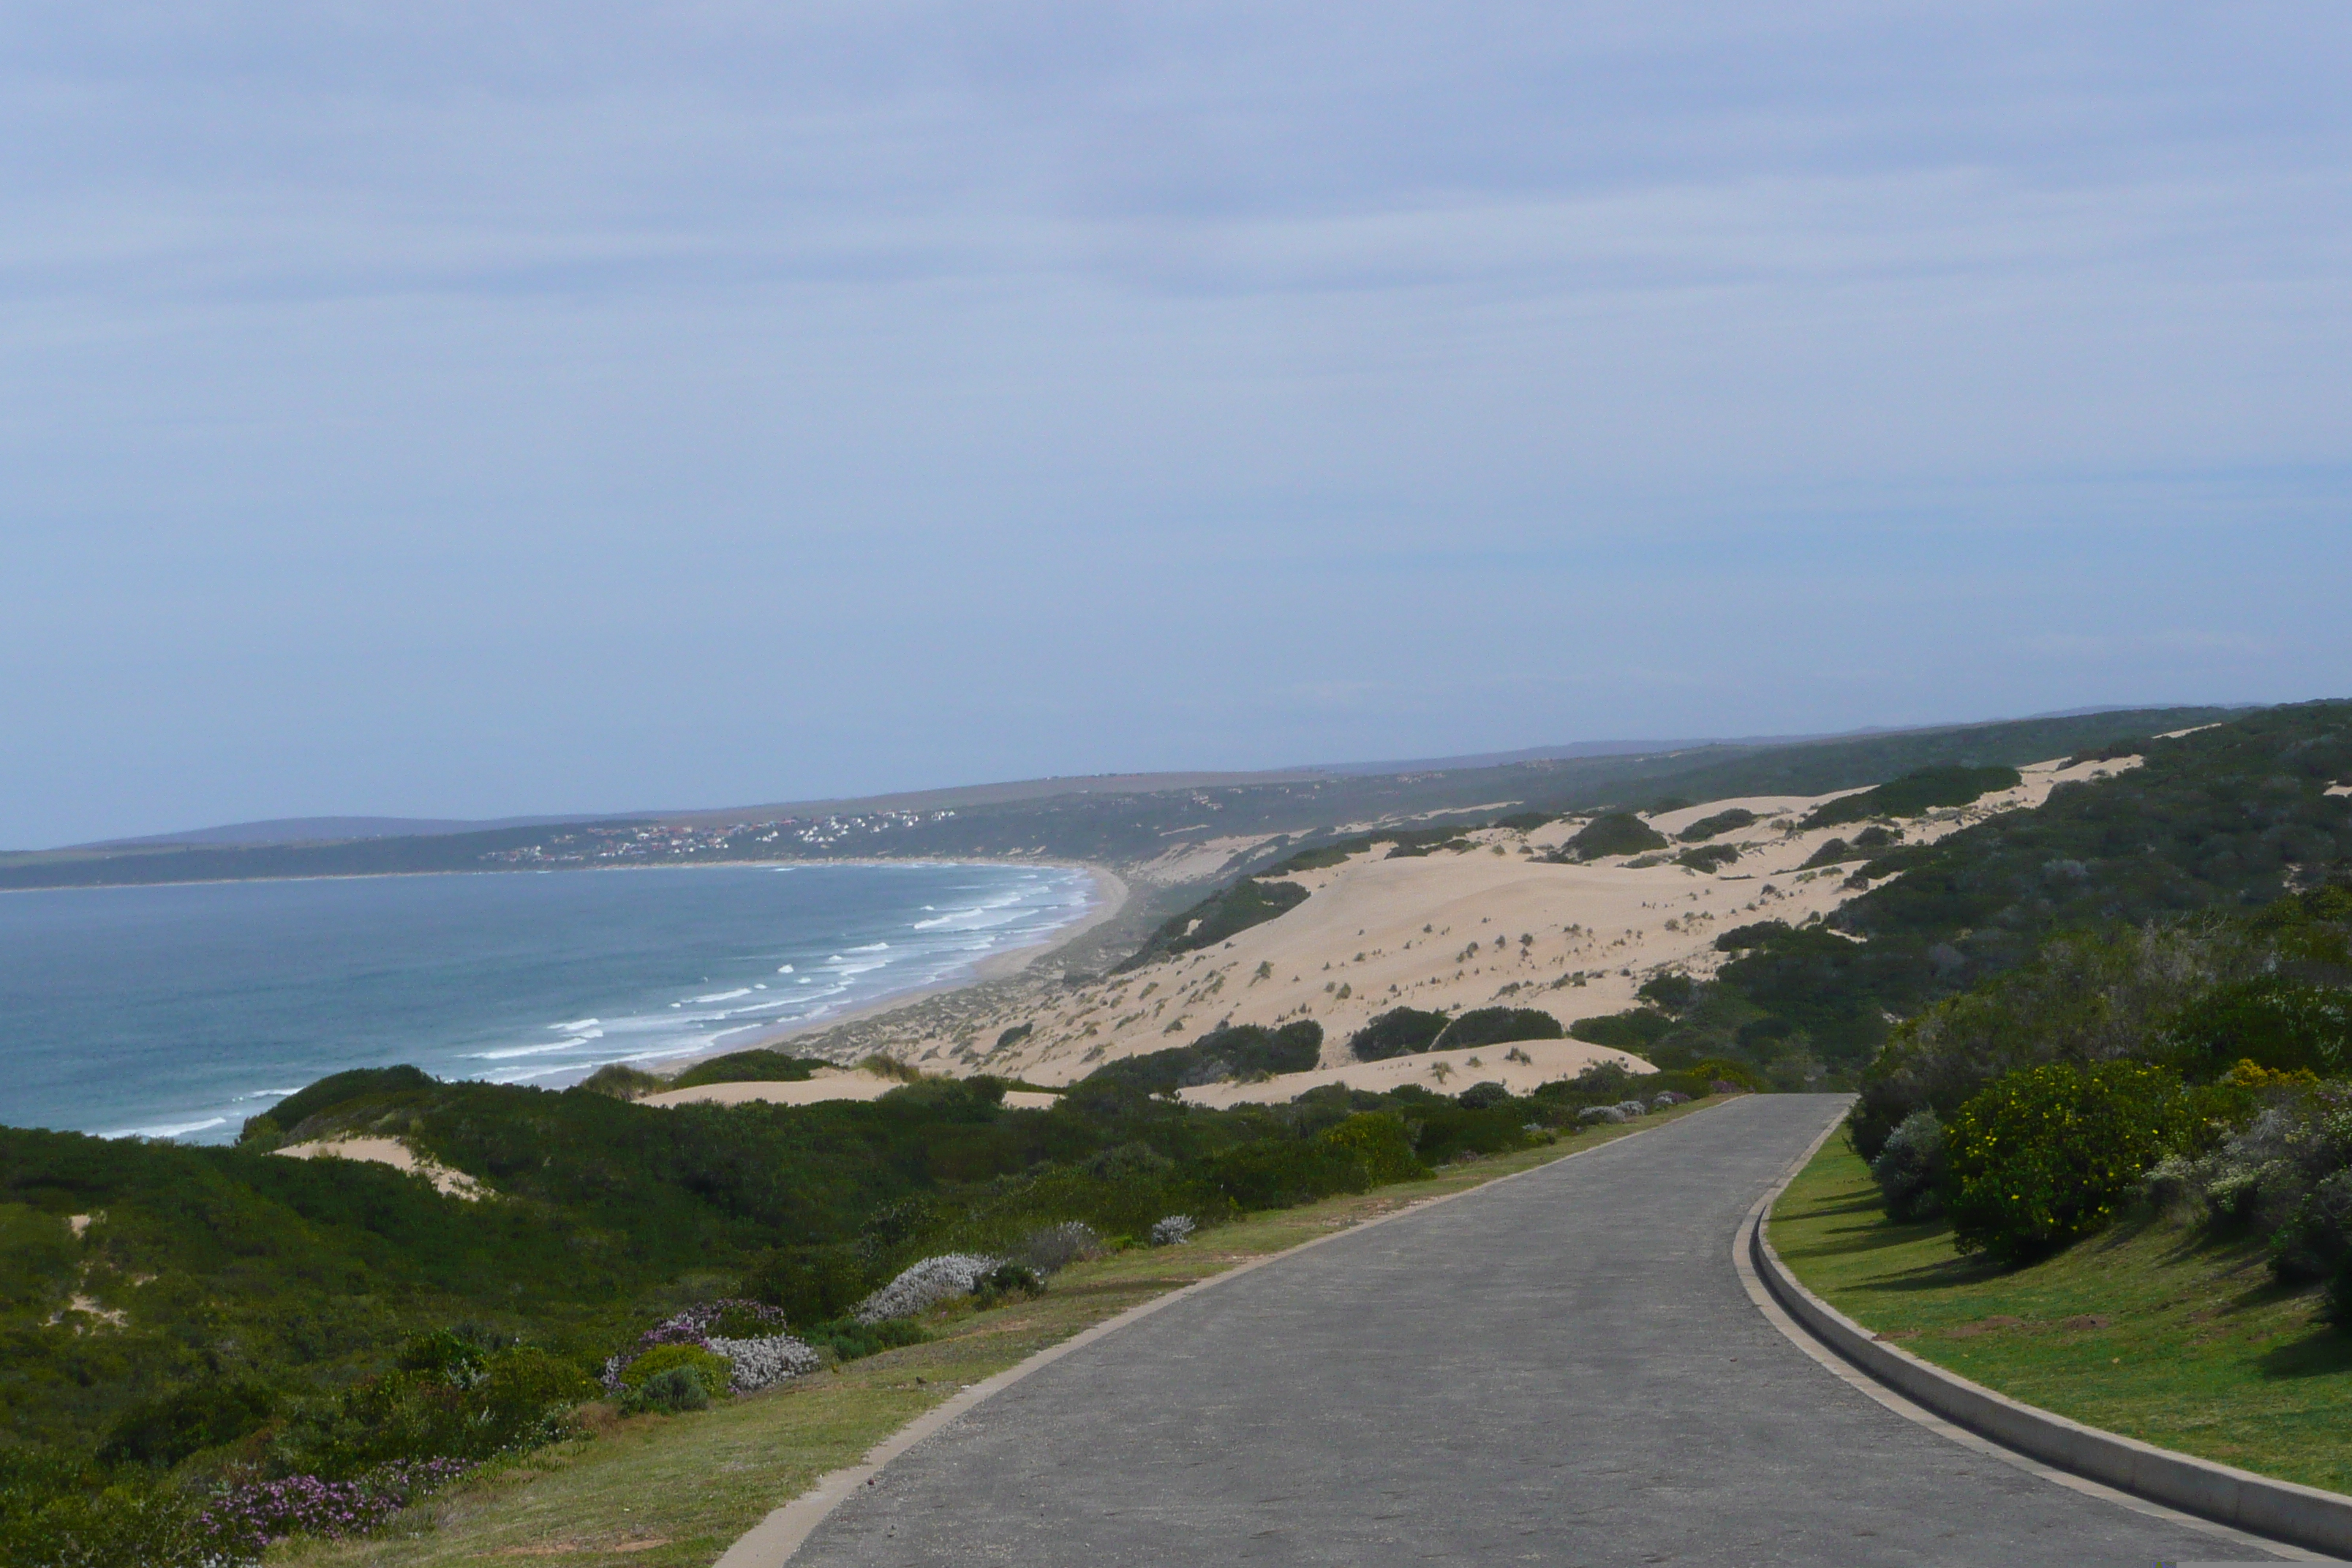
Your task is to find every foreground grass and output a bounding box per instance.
[1771,1136,2352,1494]
[276,1100,1716,1567]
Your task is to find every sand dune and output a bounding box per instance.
[275,1136,490,1199]
[949,753,2134,1085]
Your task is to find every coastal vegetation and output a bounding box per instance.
[1675,807,1757,842]
[1799,764,2022,829]
[0,1033,1736,1564]
[1559,704,2352,1089]
[666,1049,828,1091]
[1552,812,1667,862]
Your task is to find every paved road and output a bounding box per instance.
[794,1094,2288,1566]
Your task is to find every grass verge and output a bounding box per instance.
[274,1098,1719,1567]
[1770,1134,2352,1494]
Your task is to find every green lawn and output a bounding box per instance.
[273,1101,1714,1567]
[1769,1134,2352,1493]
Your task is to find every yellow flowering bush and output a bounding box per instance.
[1945,1060,2194,1264]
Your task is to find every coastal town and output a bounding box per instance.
[481,810,960,866]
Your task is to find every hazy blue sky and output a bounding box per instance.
[4,2,2347,846]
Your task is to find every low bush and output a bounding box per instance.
[1868,1109,1945,1221]
[748,1243,876,1325]
[99,1379,279,1470]
[1083,1022,1322,1093]
[622,1366,709,1416]
[574,1063,665,1100]
[1567,1010,1671,1050]
[1017,1221,1102,1274]
[282,1338,592,1479]
[1316,1112,1431,1183]
[1433,1008,1561,1050]
[1347,1008,1450,1061]
[799,1316,929,1362]
[2160,978,2352,1080]
[617,1343,733,1401]
[1676,807,1757,843]
[1558,813,1668,862]
[1943,1062,2195,1264]
[1675,845,1740,874]
[970,1262,1044,1309]
[1456,1081,1512,1110]
[668,1049,827,1090]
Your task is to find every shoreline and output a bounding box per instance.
[658,863,1129,1072]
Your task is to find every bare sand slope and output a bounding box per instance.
[1175,1035,1651,1109]
[275,1136,489,1199]
[949,752,2135,1085]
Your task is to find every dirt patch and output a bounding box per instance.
[1944,1315,2024,1338]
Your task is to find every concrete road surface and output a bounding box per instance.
[791,1093,2295,1566]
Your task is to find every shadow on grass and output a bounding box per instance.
[2257,1322,2352,1379]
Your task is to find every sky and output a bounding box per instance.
[4,2,2348,848]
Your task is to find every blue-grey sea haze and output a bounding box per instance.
[2,3,2347,847]
[0,863,1096,1143]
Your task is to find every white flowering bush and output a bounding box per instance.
[1577,1105,1624,1126]
[853,1254,1004,1325]
[1149,1214,1195,1246]
[1612,1099,1649,1118]
[706,1333,821,1392]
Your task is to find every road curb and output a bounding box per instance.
[717,1097,1719,1567]
[1748,1117,2352,1560]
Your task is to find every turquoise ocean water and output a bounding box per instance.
[0,862,1096,1144]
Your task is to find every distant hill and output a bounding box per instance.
[0,704,2244,892]
[74,814,618,850]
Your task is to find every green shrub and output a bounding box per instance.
[668,1049,827,1090]
[1561,813,1668,861]
[1316,1112,1430,1184]
[619,1344,732,1401]
[1674,844,1741,873]
[1675,808,1757,843]
[97,1379,279,1470]
[799,1316,929,1363]
[970,1262,1044,1308]
[1868,1110,1945,1221]
[282,1341,593,1477]
[1082,1022,1322,1093]
[1803,765,2022,829]
[1433,1008,1561,1050]
[1347,1008,1450,1061]
[1567,1011,1671,1050]
[1943,1062,2195,1264]
[1198,1140,1372,1210]
[0,1465,215,1568]
[574,1063,665,1100]
[1635,974,1695,1014]
[622,1366,709,1415]
[2160,978,2352,1080]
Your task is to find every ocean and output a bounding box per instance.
[0,862,1097,1144]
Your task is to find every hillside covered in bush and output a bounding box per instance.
[0,1043,1731,1564]
[1566,704,2352,1087]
